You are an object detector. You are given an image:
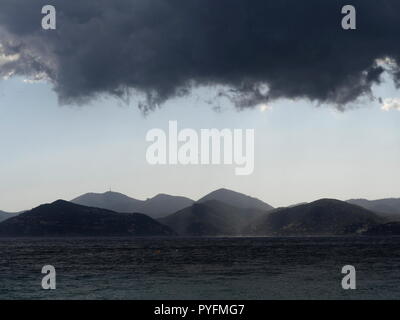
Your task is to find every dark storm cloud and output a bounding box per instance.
[0,0,399,110]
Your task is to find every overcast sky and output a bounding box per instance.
[1,0,400,211]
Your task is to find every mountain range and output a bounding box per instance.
[159,200,266,236]
[197,188,274,211]
[246,199,382,236]
[0,200,175,237]
[71,191,194,219]
[347,198,400,221]
[0,210,21,223]
[0,189,399,237]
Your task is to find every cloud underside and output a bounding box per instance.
[1,0,400,111]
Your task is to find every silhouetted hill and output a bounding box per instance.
[363,222,400,236]
[198,188,273,211]
[347,198,400,221]
[159,200,266,236]
[71,191,194,219]
[0,200,175,237]
[0,211,21,223]
[71,191,143,213]
[139,194,194,219]
[246,199,382,236]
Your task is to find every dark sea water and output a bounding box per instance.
[1,237,400,300]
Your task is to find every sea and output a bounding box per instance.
[1,236,400,300]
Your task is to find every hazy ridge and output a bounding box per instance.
[0,189,399,237]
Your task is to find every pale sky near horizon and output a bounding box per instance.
[1,73,400,212]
